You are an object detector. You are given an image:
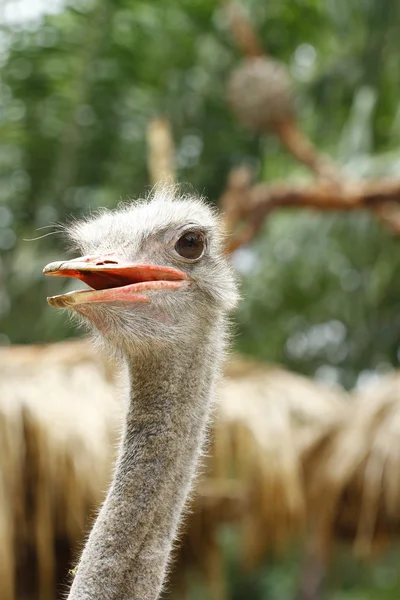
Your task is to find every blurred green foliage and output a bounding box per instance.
[1,0,400,392]
[2,0,400,598]
[179,528,400,600]
[2,0,400,391]
[235,211,400,390]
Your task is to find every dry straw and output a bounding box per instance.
[0,342,120,600]
[305,373,400,558]
[2,341,398,600]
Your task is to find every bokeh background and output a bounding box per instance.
[2,0,400,599]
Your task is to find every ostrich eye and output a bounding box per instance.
[175,231,206,260]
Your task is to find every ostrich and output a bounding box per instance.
[43,190,239,600]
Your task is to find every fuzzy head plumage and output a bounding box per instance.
[44,189,239,355]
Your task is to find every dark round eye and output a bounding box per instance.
[175,231,206,260]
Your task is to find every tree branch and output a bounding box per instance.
[275,119,341,184]
[146,117,176,186]
[224,179,400,253]
[221,3,400,250]
[223,1,264,58]
[224,2,341,183]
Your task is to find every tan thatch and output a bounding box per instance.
[0,341,345,600]
[305,372,400,558]
[214,359,346,568]
[0,342,120,600]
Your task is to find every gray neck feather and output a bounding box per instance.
[68,319,225,600]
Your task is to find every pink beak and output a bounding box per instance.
[43,255,188,307]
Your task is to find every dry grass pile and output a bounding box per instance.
[0,341,353,600]
[0,342,120,600]
[305,373,400,557]
[170,359,346,598]
[213,358,346,567]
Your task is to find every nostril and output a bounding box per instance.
[96,259,119,265]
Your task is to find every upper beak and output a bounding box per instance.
[43,255,188,307]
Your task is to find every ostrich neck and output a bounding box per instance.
[68,324,223,600]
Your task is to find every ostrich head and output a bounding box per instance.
[44,190,239,353]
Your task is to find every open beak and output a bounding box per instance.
[43,255,188,308]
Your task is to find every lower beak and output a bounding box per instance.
[43,255,188,307]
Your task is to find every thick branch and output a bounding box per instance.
[224,179,400,253]
[251,179,400,212]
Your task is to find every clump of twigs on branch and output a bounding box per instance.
[221,2,400,252]
[145,4,400,253]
